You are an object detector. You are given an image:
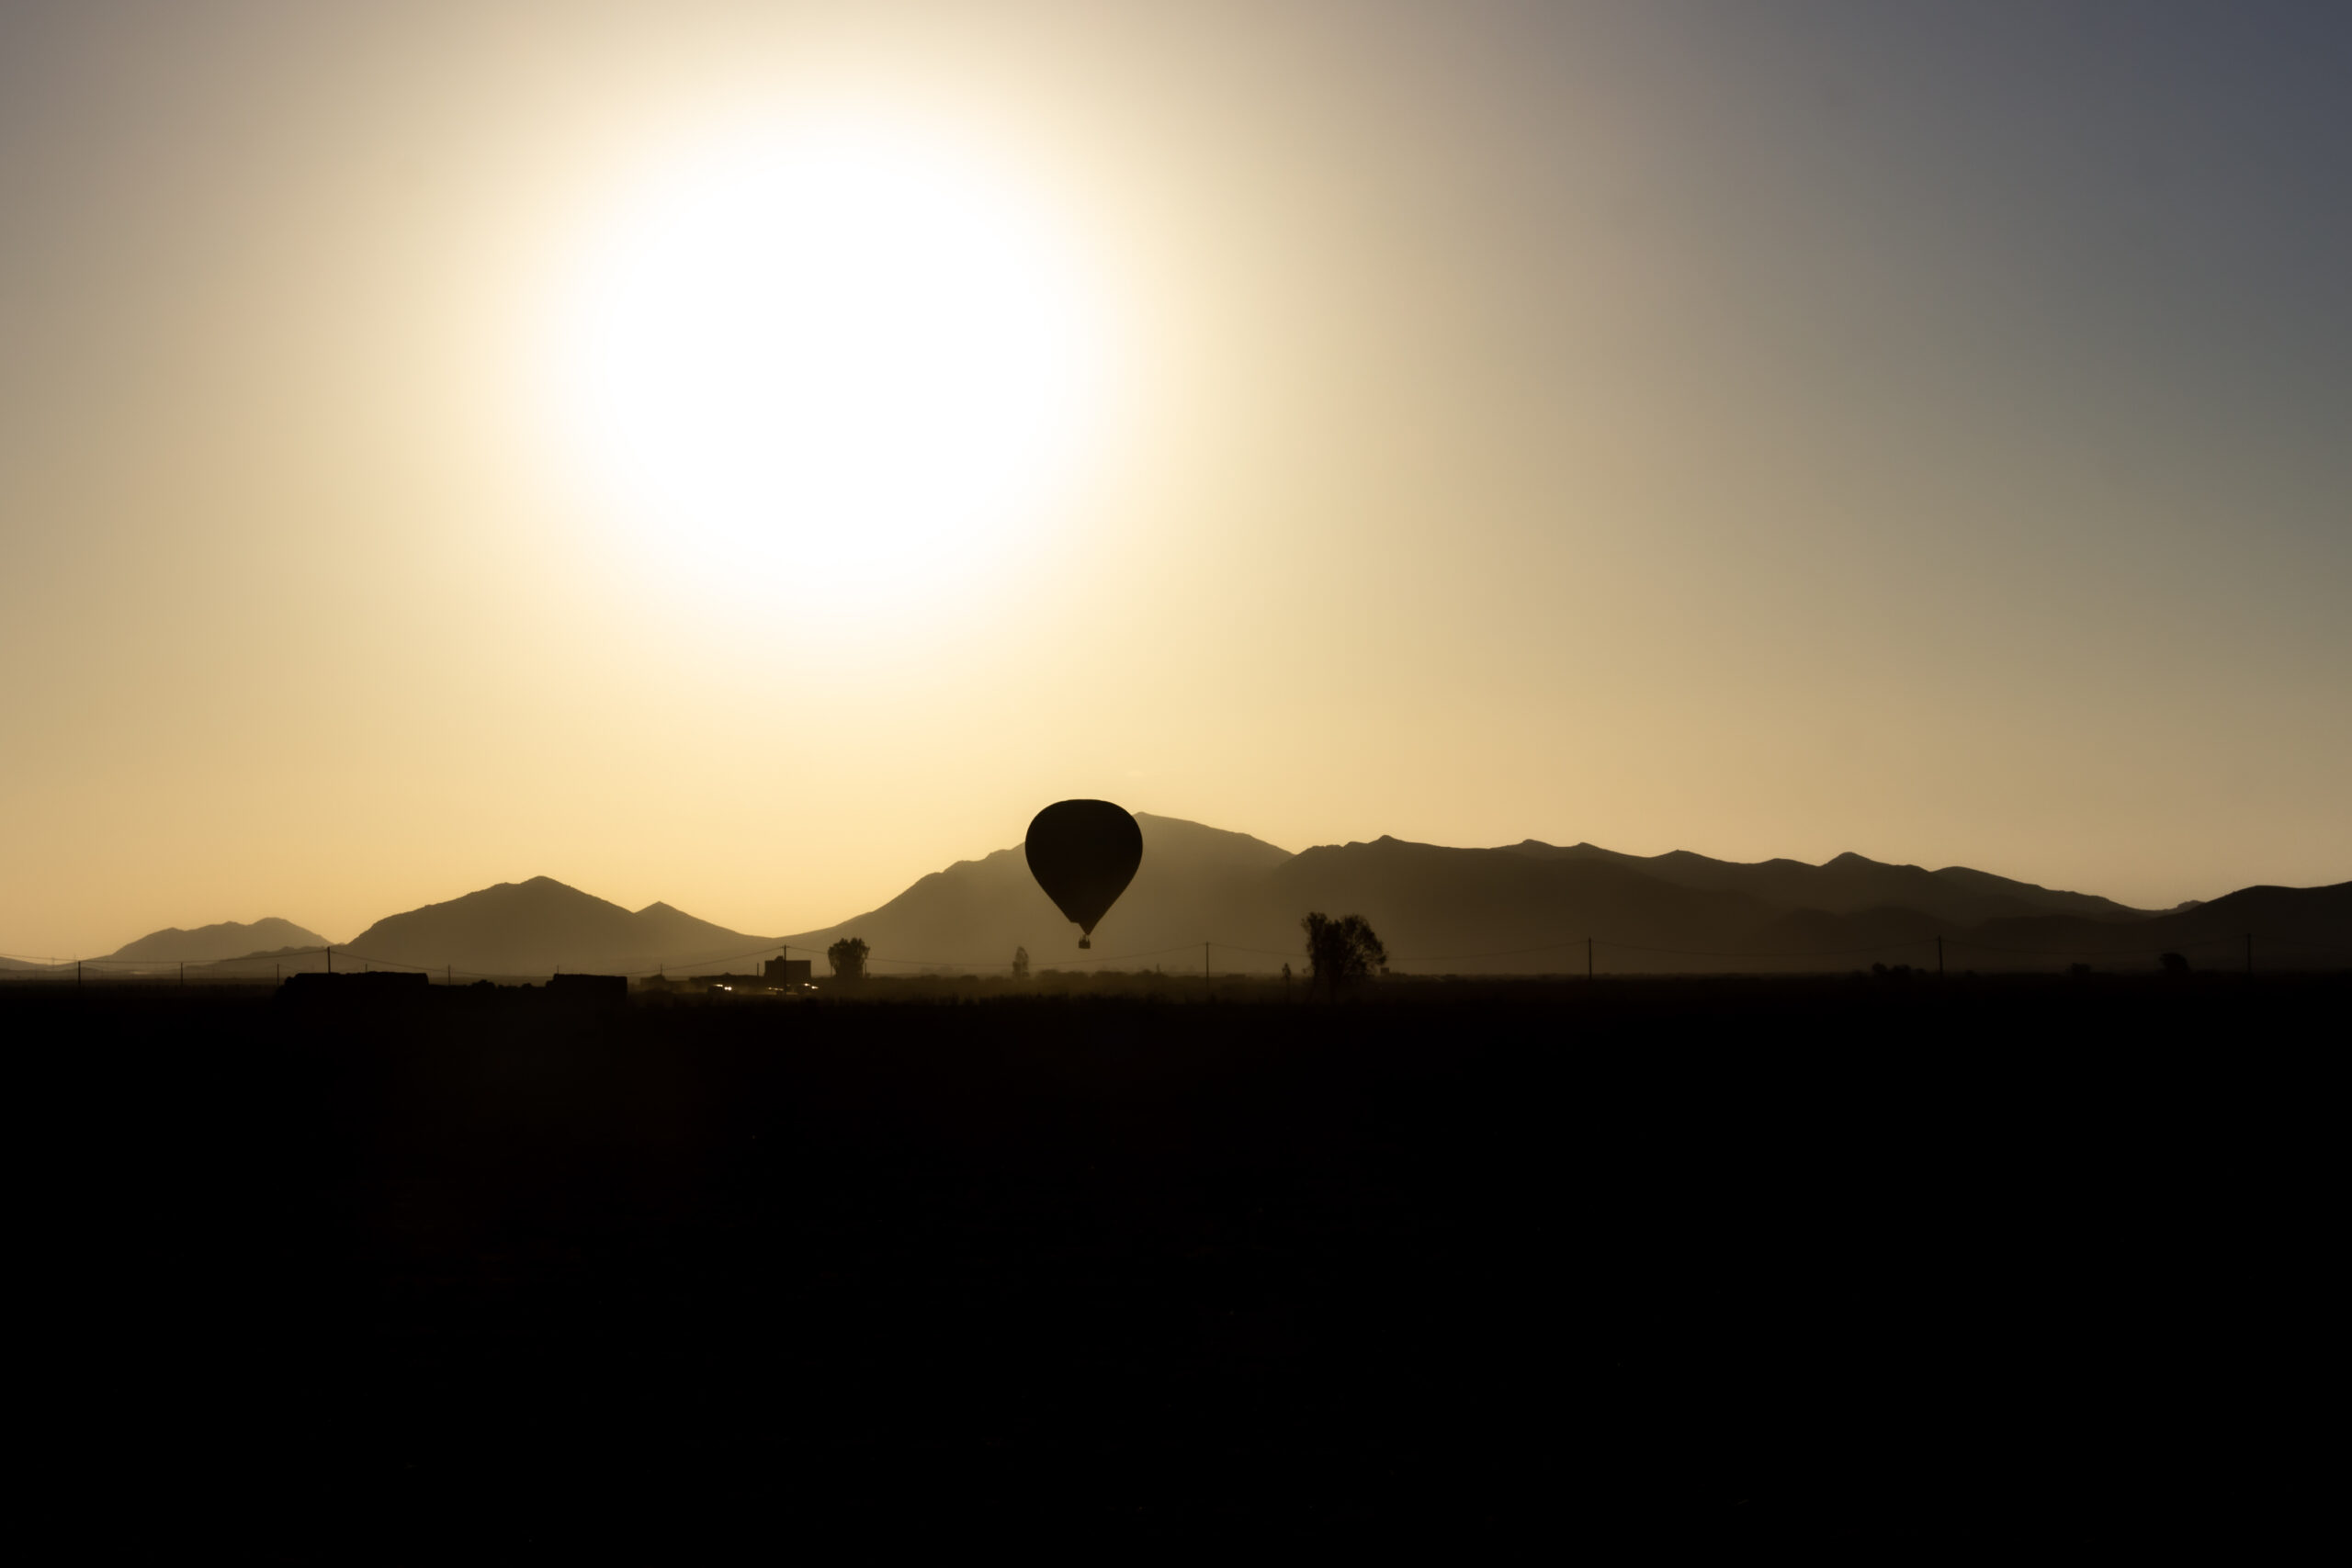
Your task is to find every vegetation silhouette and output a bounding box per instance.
[827,936,869,980]
[1023,799,1144,949]
[1302,911,1387,999]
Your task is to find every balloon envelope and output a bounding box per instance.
[1024,800,1143,943]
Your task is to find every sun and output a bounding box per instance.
[551,114,1112,604]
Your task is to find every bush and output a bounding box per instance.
[1301,912,1387,999]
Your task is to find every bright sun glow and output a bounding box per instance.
[553,114,1112,610]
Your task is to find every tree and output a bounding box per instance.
[1012,945,1031,980]
[1300,912,1386,1000]
[827,937,869,981]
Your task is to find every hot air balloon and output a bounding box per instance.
[1024,800,1143,949]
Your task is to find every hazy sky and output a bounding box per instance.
[4,0,2347,953]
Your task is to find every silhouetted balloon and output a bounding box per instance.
[1024,800,1143,949]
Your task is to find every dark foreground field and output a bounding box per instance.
[20,975,2336,1555]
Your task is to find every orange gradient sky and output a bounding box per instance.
[4,1,2347,954]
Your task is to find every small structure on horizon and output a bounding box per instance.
[764,955,812,985]
[282,970,429,1001]
[548,973,628,1005]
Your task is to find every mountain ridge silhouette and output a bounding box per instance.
[107,917,332,964]
[45,818,2346,977]
[1494,840,2141,923]
[334,875,774,976]
[775,817,2349,975]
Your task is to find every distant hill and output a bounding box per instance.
[108,918,330,964]
[1497,841,2143,924]
[1956,881,2352,970]
[340,877,772,976]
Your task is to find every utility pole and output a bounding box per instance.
[325,946,333,975]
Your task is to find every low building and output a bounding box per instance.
[548,973,628,1004]
[281,970,430,1002]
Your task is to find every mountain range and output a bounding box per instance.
[110,918,331,964]
[336,878,767,976]
[0,917,331,971]
[778,815,2348,975]
[26,816,2350,977]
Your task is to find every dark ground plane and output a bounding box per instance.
[19,975,2336,1556]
